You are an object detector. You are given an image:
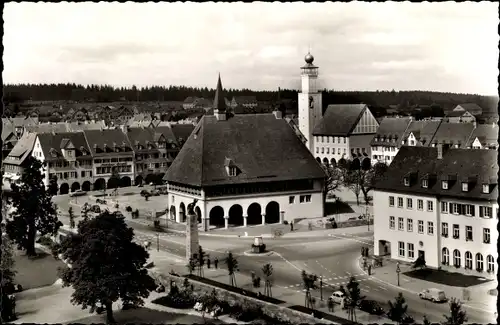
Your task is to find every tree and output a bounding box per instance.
[301,270,318,309]
[442,298,467,325]
[225,252,238,287]
[345,276,365,322]
[68,207,76,229]
[107,169,121,196]
[6,157,62,256]
[323,164,344,199]
[423,315,431,325]
[388,292,409,325]
[81,203,91,222]
[412,255,426,270]
[197,245,206,277]
[342,160,388,206]
[344,169,362,205]
[0,235,16,287]
[48,175,59,196]
[262,263,273,297]
[57,211,154,324]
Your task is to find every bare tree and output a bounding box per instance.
[262,263,273,297]
[301,270,318,309]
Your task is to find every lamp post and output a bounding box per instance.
[396,262,401,286]
[156,232,160,252]
[320,275,323,301]
[165,208,169,229]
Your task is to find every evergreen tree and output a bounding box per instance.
[68,207,76,229]
[48,175,59,196]
[388,292,409,325]
[0,235,16,287]
[196,245,206,277]
[225,252,238,287]
[262,263,273,297]
[301,270,318,309]
[6,157,62,256]
[57,211,154,324]
[346,276,365,322]
[81,203,91,222]
[442,298,467,325]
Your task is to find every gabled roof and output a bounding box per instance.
[370,117,412,147]
[430,122,475,146]
[170,124,195,144]
[5,133,37,164]
[67,121,106,132]
[445,110,472,118]
[25,123,69,134]
[83,129,133,157]
[2,120,15,142]
[402,120,441,146]
[125,127,159,152]
[455,103,483,116]
[313,104,367,136]
[374,146,498,201]
[232,96,258,104]
[165,114,326,187]
[466,124,499,148]
[152,126,178,145]
[7,117,39,127]
[37,132,91,161]
[184,96,197,104]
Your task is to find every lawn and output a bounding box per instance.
[403,268,492,288]
[14,248,66,290]
[67,307,226,324]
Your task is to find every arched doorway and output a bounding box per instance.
[107,177,119,190]
[94,178,106,191]
[179,202,186,223]
[145,174,155,185]
[316,157,321,164]
[135,175,143,186]
[195,206,202,223]
[120,176,131,187]
[378,240,391,256]
[330,158,337,167]
[247,203,262,225]
[60,183,69,195]
[322,158,329,165]
[170,205,176,220]
[228,204,243,226]
[82,181,91,191]
[70,182,80,192]
[209,206,225,228]
[265,201,280,224]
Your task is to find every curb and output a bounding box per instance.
[243,250,275,257]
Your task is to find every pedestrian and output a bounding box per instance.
[207,255,211,269]
[214,257,218,269]
[368,264,372,276]
[290,220,294,232]
[328,297,334,312]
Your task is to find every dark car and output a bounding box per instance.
[359,300,385,315]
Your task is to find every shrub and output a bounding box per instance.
[37,236,54,248]
[125,206,133,212]
[283,220,289,225]
[114,203,119,209]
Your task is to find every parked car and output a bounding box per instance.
[330,291,347,304]
[359,300,385,315]
[419,288,447,303]
[96,198,107,204]
[151,189,160,196]
[69,190,87,197]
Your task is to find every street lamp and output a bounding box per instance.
[320,275,323,301]
[396,262,401,286]
[156,232,160,252]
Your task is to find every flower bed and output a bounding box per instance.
[185,274,285,305]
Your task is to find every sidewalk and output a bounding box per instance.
[357,255,497,313]
[154,254,389,324]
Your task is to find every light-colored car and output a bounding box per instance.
[330,291,346,304]
[419,288,447,302]
[69,190,87,197]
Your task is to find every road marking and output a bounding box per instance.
[378,285,388,291]
[329,233,373,246]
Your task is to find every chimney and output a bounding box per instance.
[437,143,443,159]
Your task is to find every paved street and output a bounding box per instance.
[51,193,495,324]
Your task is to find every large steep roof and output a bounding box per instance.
[312,104,367,136]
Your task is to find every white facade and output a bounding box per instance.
[371,145,399,165]
[374,189,498,278]
[167,180,324,231]
[313,135,350,165]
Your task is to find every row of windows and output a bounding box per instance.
[373,155,393,162]
[315,136,347,144]
[136,162,168,171]
[316,147,347,155]
[372,146,397,152]
[398,241,415,259]
[442,248,495,272]
[389,196,494,218]
[49,171,92,180]
[94,157,133,163]
[289,195,312,204]
[389,216,492,244]
[48,160,93,168]
[96,165,132,175]
[389,196,433,211]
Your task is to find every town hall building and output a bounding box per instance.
[164,75,326,231]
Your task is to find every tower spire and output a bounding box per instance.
[213,73,226,113]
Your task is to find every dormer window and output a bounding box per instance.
[461,182,468,192]
[442,180,448,190]
[422,179,428,188]
[229,167,237,177]
[404,177,410,187]
[482,184,490,194]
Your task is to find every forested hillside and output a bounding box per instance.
[3,83,498,115]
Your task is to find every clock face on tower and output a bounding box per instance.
[309,96,314,109]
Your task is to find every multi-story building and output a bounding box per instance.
[443,110,476,125]
[373,145,497,278]
[400,120,441,147]
[230,96,258,109]
[453,103,483,117]
[32,132,94,194]
[2,133,37,191]
[428,122,475,149]
[370,117,412,165]
[312,104,379,166]
[164,75,326,231]
[2,117,39,157]
[465,124,498,150]
[83,129,135,190]
[152,125,182,169]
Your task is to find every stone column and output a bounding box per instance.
[203,217,209,232]
[261,214,266,225]
[243,215,248,227]
[280,211,284,224]
[224,216,229,229]
[186,210,199,260]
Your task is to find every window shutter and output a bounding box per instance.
[457,204,462,215]
[449,202,452,212]
[479,206,484,218]
[470,205,475,216]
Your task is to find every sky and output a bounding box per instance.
[3,2,499,95]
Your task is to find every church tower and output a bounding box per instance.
[298,52,322,152]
